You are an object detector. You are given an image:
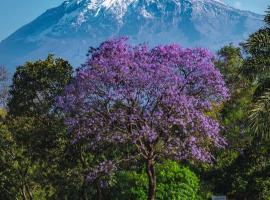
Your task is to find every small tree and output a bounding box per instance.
[58,38,229,200]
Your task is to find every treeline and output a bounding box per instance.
[0,6,269,200]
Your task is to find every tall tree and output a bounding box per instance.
[58,38,229,200]
[205,8,270,198]
[215,44,253,148]
[201,45,255,199]
[6,55,73,199]
[241,7,270,140]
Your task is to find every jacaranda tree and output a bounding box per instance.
[58,38,229,200]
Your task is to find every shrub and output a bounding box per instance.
[108,160,200,200]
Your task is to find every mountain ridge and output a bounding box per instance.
[0,0,264,70]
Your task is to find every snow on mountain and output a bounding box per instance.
[0,0,264,70]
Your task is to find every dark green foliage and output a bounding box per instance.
[202,8,270,197]
[249,91,270,139]
[8,54,73,117]
[0,110,18,200]
[214,141,270,200]
[216,44,253,148]
[2,55,78,199]
[241,8,270,83]
[241,7,270,140]
[7,54,73,164]
[196,44,253,199]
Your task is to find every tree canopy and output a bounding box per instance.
[58,38,229,200]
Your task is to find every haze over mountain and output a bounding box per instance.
[0,0,264,70]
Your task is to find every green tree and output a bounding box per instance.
[249,91,270,139]
[0,109,19,200]
[8,54,72,117]
[241,7,270,140]
[216,141,270,200]
[216,44,254,148]
[5,55,75,199]
[198,45,255,198]
[204,10,270,197]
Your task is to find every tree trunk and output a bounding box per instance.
[25,183,33,200]
[146,159,156,200]
[20,185,27,200]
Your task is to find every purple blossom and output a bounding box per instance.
[86,160,117,183]
[58,37,229,181]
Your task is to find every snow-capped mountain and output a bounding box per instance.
[0,0,264,70]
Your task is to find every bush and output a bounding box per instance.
[108,160,200,200]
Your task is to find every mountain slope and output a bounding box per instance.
[0,0,264,70]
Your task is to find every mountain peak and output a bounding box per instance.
[0,0,264,70]
[59,0,237,28]
[62,0,137,23]
[64,0,136,11]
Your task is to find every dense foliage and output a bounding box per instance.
[200,7,270,200]
[0,6,269,200]
[242,7,270,140]
[109,161,200,200]
[58,38,228,199]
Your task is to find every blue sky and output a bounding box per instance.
[0,0,269,41]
